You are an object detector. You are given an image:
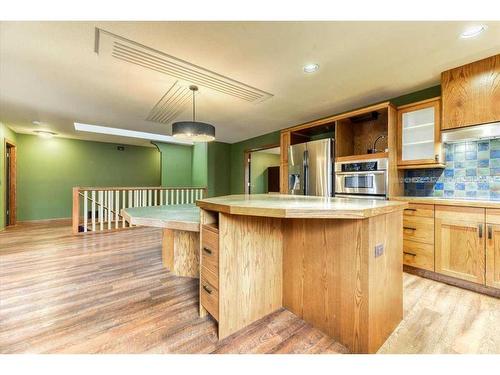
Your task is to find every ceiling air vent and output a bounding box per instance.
[94,28,273,103]
[146,81,192,124]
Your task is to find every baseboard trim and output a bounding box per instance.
[404,265,500,298]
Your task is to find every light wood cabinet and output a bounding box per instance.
[402,203,435,271]
[441,54,500,130]
[397,97,444,168]
[435,206,485,284]
[485,209,500,288]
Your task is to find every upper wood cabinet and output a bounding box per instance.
[435,206,485,284]
[397,97,443,168]
[441,54,500,130]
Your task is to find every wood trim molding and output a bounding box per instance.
[4,139,16,226]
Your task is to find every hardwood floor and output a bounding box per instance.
[1,221,499,354]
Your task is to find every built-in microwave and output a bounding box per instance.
[334,157,388,199]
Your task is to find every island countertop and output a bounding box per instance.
[122,204,200,231]
[196,194,408,219]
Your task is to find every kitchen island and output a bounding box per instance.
[122,205,200,278]
[196,194,408,353]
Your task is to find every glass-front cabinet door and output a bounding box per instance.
[397,97,442,167]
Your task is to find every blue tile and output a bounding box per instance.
[478,141,489,151]
[444,190,454,197]
[465,151,477,160]
[416,183,425,190]
[446,152,454,161]
[478,159,489,167]
[454,161,466,168]
[491,139,500,150]
[491,191,500,200]
[466,142,477,152]
[477,190,489,199]
[466,168,477,177]
[466,191,477,198]
[434,182,444,190]
[433,190,444,197]
[491,150,500,159]
[491,168,500,176]
[444,169,454,177]
[478,182,490,190]
[455,190,466,198]
[454,152,465,161]
[491,158,500,168]
[454,143,466,153]
[455,183,465,190]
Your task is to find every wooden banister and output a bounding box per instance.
[72,187,80,235]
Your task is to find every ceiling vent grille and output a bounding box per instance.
[95,28,273,103]
[146,81,192,124]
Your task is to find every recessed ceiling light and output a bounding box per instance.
[303,63,319,73]
[74,122,193,145]
[34,130,56,138]
[460,25,487,39]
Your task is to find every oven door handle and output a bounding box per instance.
[335,171,386,176]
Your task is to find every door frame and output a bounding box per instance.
[4,139,16,226]
[243,143,280,195]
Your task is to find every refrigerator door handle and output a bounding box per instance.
[303,149,309,195]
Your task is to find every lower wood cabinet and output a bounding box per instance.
[486,209,500,289]
[435,206,485,284]
[403,203,435,271]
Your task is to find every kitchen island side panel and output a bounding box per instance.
[218,213,283,339]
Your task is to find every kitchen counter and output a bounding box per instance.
[392,196,500,209]
[122,204,200,232]
[197,194,408,219]
[197,194,405,353]
[122,204,200,278]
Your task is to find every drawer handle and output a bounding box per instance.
[203,284,213,294]
[403,251,417,257]
[203,247,212,255]
[404,208,417,212]
[403,226,416,231]
[478,224,483,239]
[488,224,493,240]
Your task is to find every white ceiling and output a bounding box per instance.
[1,21,499,147]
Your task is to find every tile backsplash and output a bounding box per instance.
[404,139,500,200]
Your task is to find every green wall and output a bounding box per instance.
[0,123,17,230]
[229,131,281,194]
[250,152,280,194]
[192,143,208,187]
[16,134,160,221]
[208,141,231,197]
[154,142,193,187]
[229,85,441,194]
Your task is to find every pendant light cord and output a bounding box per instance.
[192,89,196,122]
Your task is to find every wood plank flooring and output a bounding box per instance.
[0,221,499,354]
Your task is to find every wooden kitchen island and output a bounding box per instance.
[196,194,408,353]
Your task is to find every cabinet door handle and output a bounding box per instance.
[403,226,416,231]
[478,224,483,238]
[488,224,493,240]
[203,247,212,255]
[403,251,417,257]
[202,285,212,294]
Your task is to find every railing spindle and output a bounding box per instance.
[115,190,119,229]
[91,191,96,232]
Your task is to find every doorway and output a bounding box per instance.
[5,140,16,226]
[244,145,280,194]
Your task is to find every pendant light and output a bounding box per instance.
[172,85,215,142]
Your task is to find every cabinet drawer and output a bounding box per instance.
[201,227,219,275]
[201,265,218,290]
[403,240,435,271]
[403,216,434,244]
[403,203,434,218]
[200,274,219,321]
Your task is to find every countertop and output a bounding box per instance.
[121,204,200,231]
[391,196,500,209]
[196,194,408,219]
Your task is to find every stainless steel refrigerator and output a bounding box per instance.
[288,138,334,197]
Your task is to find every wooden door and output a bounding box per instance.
[397,97,442,166]
[435,206,485,284]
